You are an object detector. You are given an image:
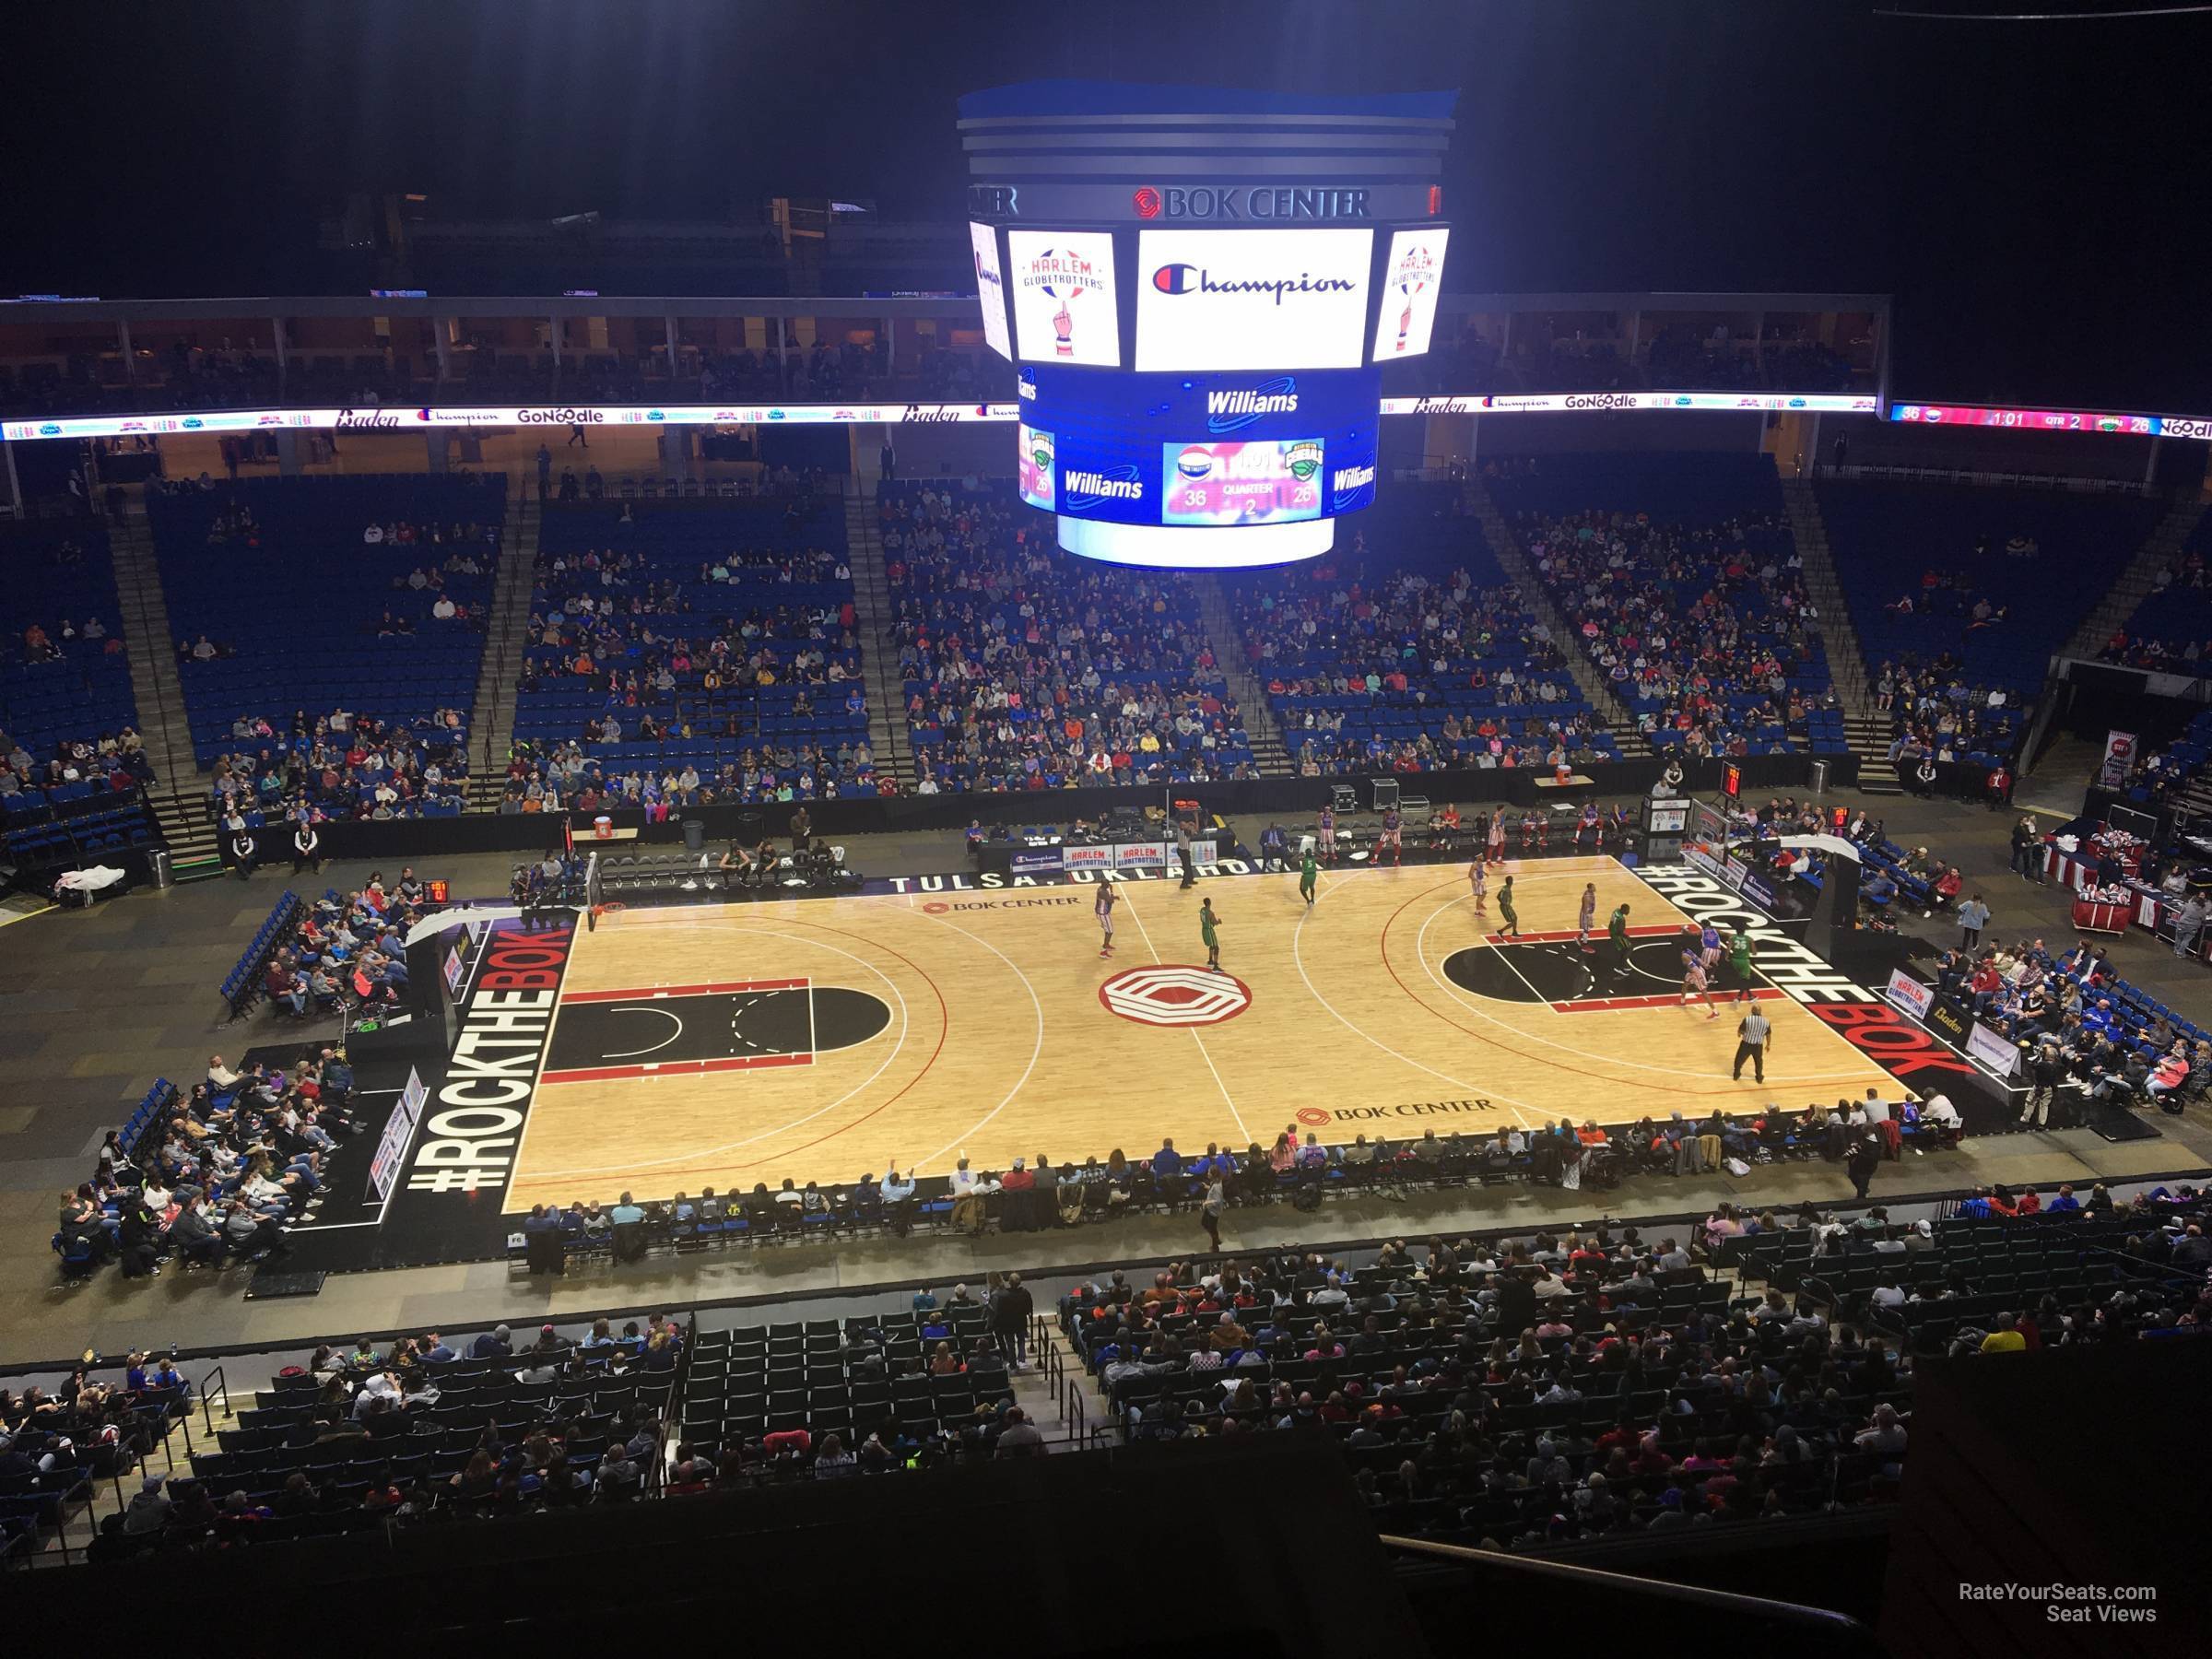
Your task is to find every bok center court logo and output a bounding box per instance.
[1099,965,1253,1028]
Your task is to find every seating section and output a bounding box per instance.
[1230,482,1621,772]
[678,1311,1017,1460]
[172,1337,677,1538]
[510,498,877,806]
[886,481,1255,790]
[2102,518,2211,675]
[219,891,304,1020]
[0,520,141,768]
[1065,1194,2210,1549]
[1818,480,2159,762]
[1745,1204,2209,1358]
[148,475,505,768]
[1491,453,1842,758]
[1,789,155,870]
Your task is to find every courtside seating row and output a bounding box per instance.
[116,1079,180,1162]
[220,891,303,1018]
[1817,480,2159,700]
[2,794,153,867]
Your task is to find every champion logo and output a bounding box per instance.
[1150,265,1358,304]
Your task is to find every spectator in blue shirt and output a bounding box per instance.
[1151,1139,1182,1182]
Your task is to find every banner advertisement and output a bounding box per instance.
[1968,1020,2022,1078]
[1375,229,1449,360]
[1062,844,1112,871]
[1112,840,1169,870]
[1006,230,1120,367]
[1884,969,1934,1019]
[369,1065,429,1202]
[2098,730,2136,789]
[1007,847,1065,876]
[2,389,1900,442]
[1924,998,1971,1046]
[1681,845,1745,891]
[1375,392,1881,417]
[1738,872,1777,912]
[1135,227,1374,372]
[970,221,1012,361]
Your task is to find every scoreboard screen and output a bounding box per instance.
[1161,439,1324,526]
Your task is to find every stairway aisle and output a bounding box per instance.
[1463,480,1648,757]
[464,494,542,812]
[842,486,914,789]
[1192,574,1293,777]
[1778,477,1900,794]
[108,493,222,871]
[2062,492,2206,662]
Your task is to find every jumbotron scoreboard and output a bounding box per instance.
[959,81,1456,568]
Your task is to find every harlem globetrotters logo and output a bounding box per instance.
[1388,241,1437,352]
[1285,441,1323,483]
[1020,246,1107,357]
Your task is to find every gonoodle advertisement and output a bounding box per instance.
[1161,438,1324,525]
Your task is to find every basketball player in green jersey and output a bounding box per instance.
[1200,897,1223,971]
[1726,923,1756,1003]
[1496,874,1521,938]
[1299,848,1319,907]
[1606,901,1633,989]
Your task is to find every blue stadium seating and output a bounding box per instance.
[147,475,507,765]
[1233,481,1621,771]
[1493,453,1840,756]
[0,519,139,760]
[518,497,874,800]
[1817,481,2159,747]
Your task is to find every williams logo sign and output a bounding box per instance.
[1064,467,1144,509]
[1206,376,1299,433]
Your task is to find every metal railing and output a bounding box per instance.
[1382,1534,1881,1649]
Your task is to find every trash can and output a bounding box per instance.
[147,848,174,889]
[682,818,705,853]
[1809,760,1830,796]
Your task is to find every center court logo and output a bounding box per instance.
[1100,965,1253,1027]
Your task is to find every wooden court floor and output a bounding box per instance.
[500,856,1900,1211]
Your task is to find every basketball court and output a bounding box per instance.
[488,854,1904,1211]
